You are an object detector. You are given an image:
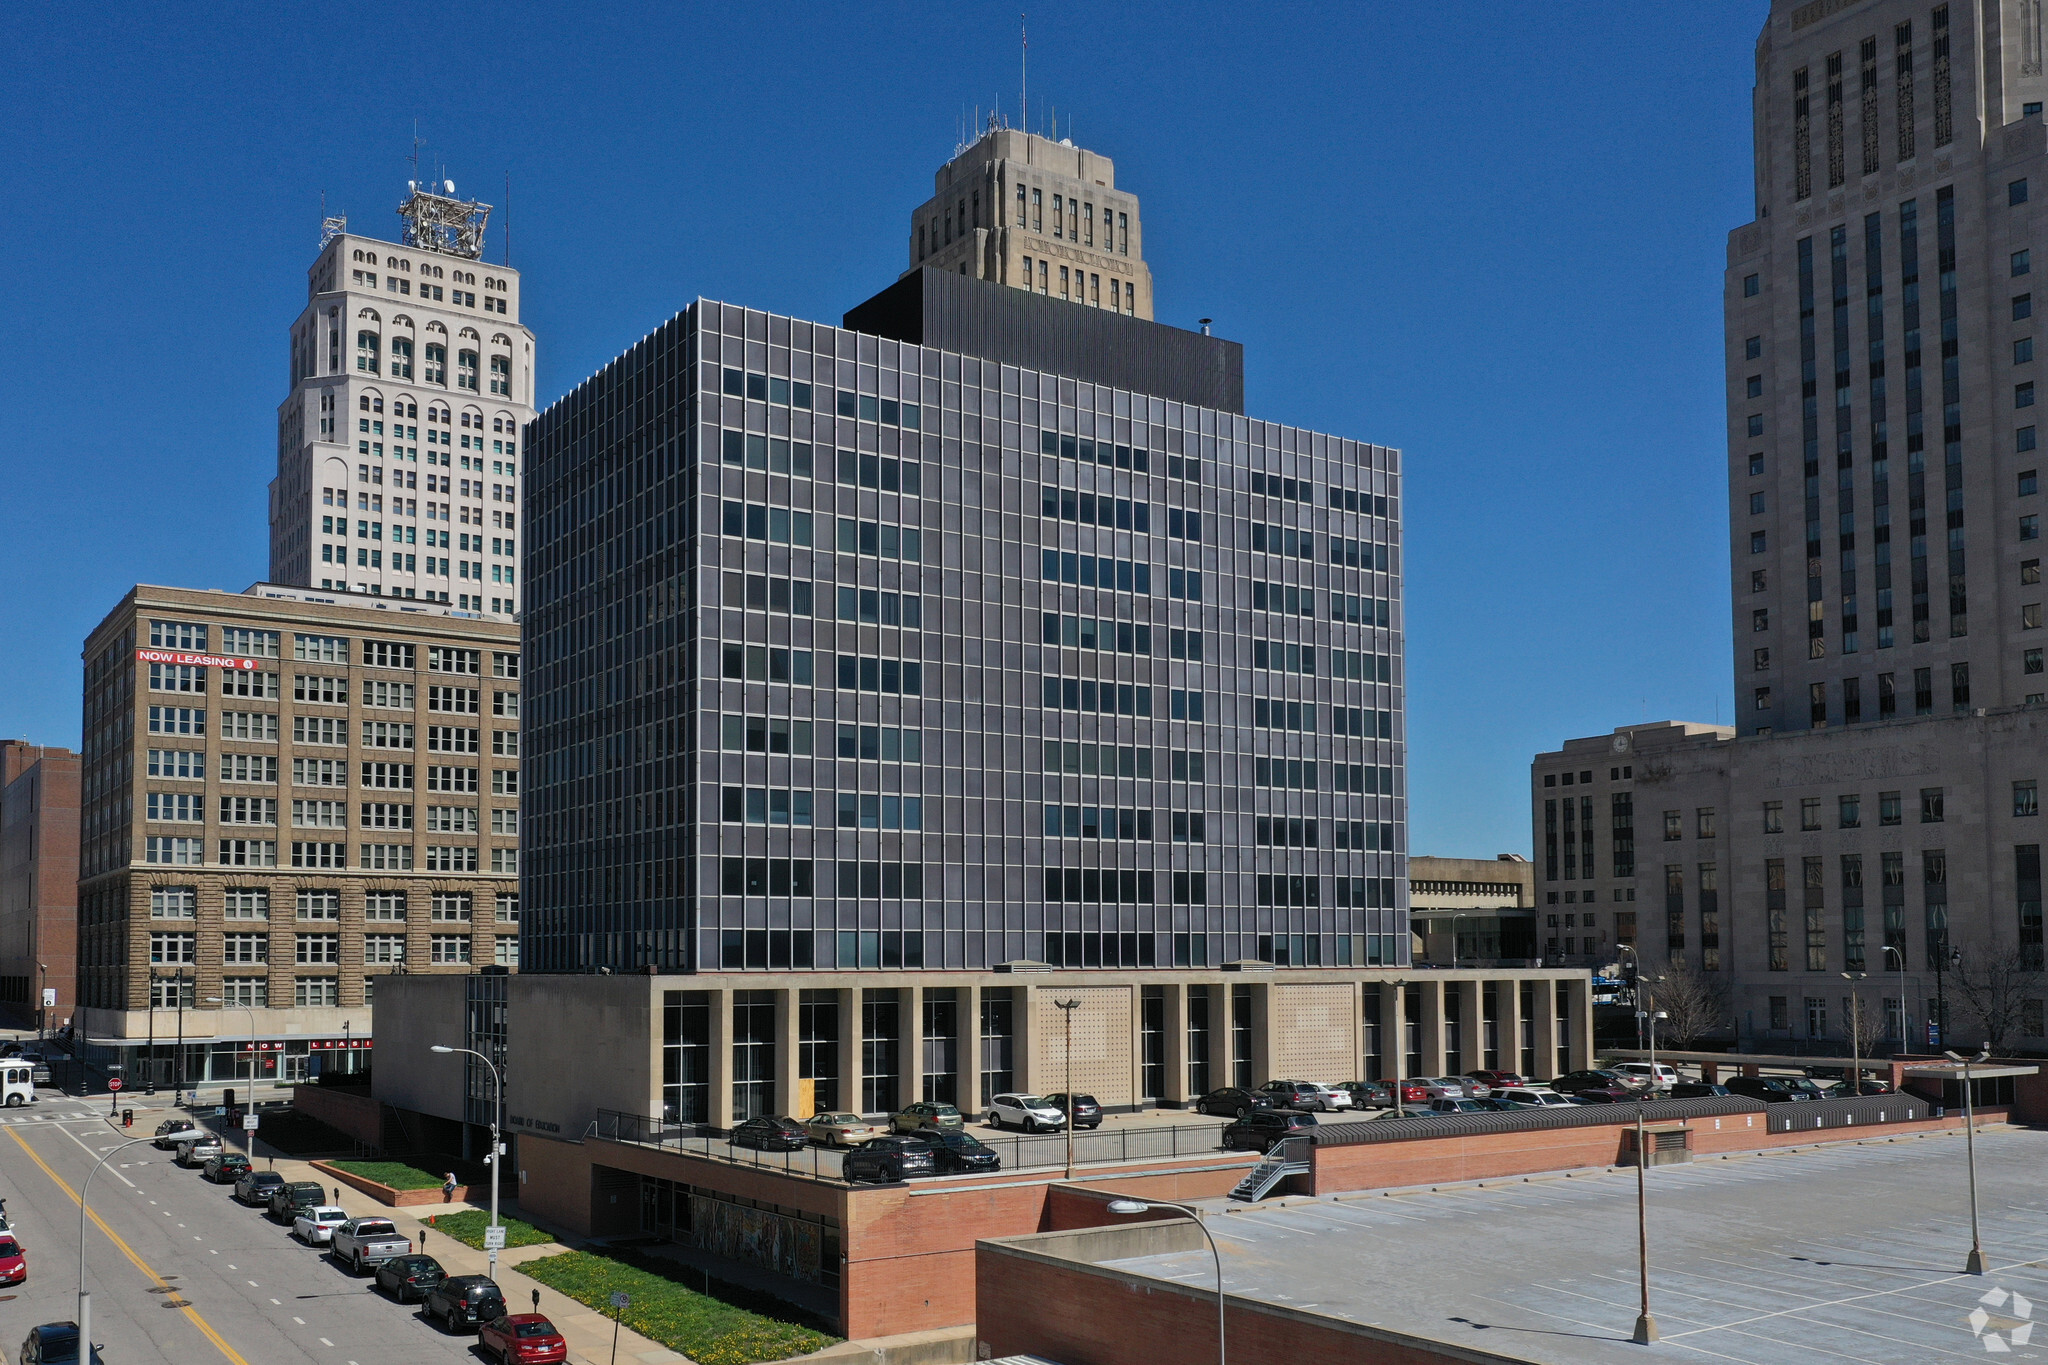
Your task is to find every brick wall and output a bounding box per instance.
[289,1084,382,1145]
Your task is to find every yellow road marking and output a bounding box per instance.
[5,1124,252,1365]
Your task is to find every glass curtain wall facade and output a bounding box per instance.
[522,300,1406,974]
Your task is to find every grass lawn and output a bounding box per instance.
[325,1160,445,1191]
[519,1249,838,1365]
[422,1208,555,1250]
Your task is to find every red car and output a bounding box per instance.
[0,1234,25,1285]
[1465,1070,1526,1090]
[478,1314,567,1365]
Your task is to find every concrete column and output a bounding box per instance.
[1013,983,1037,1094]
[959,985,982,1113]
[1347,981,1365,1085]
[1459,979,1484,1074]
[707,986,733,1130]
[1249,982,1275,1085]
[900,984,925,1109]
[1384,980,1408,1086]
[1530,980,1559,1081]
[1160,983,1190,1105]
[1503,980,1527,1075]
[1567,977,1595,1072]
[775,987,802,1118]
[837,988,861,1116]
[1418,978,1447,1079]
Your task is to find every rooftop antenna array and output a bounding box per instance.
[319,189,346,248]
[397,127,491,258]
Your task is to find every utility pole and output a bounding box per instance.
[1842,972,1866,1093]
[1054,999,1080,1178]
[1933,944,1959,1048]
[173,968,188,1106]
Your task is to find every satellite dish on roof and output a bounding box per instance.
[408,181,417,192]
[444,180,456,194]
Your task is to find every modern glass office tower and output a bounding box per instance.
[519,282,1410,977]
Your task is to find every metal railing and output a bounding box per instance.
[589,1108,1256,1182]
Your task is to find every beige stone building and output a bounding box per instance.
[375,966,1596,1143]
[75,583,520,1085]
[906,126,1155,319]
[1407,854,1535,966]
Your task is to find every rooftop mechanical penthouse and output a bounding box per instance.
[519,284,1408,976]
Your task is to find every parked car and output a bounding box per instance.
[984,1093,1067,1131]
[1827,1078,1894,1097]
[1782,1076,1830,1100]
[1260,1080,1353,1112]
[152,1118,199,1150]
[202,1152,251,1184]
[1334,1081,1390,1108]
[1669,1082,1732,1099]
[1041,1093,1103,1129]
[1193,1087,1275,1118]
[333,1217,413,1274]
[12,1053,52,1085]
[374,1252,447,1303]
[234,1169,287,1206]
[1221,1109,1319,1153]
[292,1206,349,1245]
[1465,1069,1526,1090]
[1418,1077,1471,1101]
[0,1233,24,1285]
[1548,1070,1639,1102]
[843,1135,937,1184]
[19,1322,102,1364]
[267,1180,328,1224]
[1724,1075,1812,1103]
[1494,1087,1578,1108]
[479,1313,568,1365]
[1428,1097,1490,1114]
[1611,1063,1679,1091]
[424,1274,507,1333]
[1375,1079,1433,1108]
[729,1116,808,1152]
[175,1132,223,1167]
[802,1112,886,1147]
[889,1101,964,1134]
[919,1130,1002,1174]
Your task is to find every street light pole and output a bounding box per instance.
[1881,945,1907,1051]
[205,998,259,1152]
[1944,1047,1992,1275]
[77,1133,167,1359]
[173,967,188,1106]
[1841,972,1866,1094]
[1053,999,1080,1179]
[37,963,48,1043]
[432,1044,504,1277]
[1107,1199,1224,1364]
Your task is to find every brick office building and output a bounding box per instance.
[0,741,81,1032]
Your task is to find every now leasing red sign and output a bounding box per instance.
[136,649,260,671]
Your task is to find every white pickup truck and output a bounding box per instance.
[330,1217,413,1274]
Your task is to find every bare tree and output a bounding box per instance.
[1840,986,1887,1056]
[1643,960,1732,1048]
[1949,944,2034,1055]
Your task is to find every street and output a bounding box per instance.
[0,1101,491,1364]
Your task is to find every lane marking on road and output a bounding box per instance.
[291,1315,304,1323]
[49,1121,135,1188]
[3,1126,253,1365]
[318,1337,333,1346]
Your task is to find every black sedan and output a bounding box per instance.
[1221,1110,1318,1153]
[1193,1087,1277,1118]
[1669,1082,1732,1099]
[1548,1070,1637,1103]
[729,1116,809,1152]
[843,1136,937,1184]
[919,1130,1001,1174]
[201,1152,251,1184]
[1041,1093,1103,1129]
[375,1253,448,1304]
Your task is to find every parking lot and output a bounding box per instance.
[1106,1126,2048,1363]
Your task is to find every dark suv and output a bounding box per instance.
[424,1274,506,1333]
[1193,1087,1276,1118]
[1724,1075,1811,1103]
[1041,1093,1103,1129]
[267,1181,327,1223]
[1221,1109,1318,1153]
[843,1136,937,1184]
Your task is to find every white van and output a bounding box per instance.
[1611,1062,1678,1091]
[0,1062,37,1108]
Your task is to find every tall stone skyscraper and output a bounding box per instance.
[1733,0,2047,730]
[268,183,535,618]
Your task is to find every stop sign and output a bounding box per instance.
[107,1078,123,1092]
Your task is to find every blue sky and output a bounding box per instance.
[0,1,1767,857]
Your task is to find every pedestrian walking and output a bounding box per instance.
[442,1171,457,1203]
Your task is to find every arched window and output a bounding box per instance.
[357,308,380,322]
[390,335,414,379]
[356,330,380,374]
[457,349,479,391]
[424,342,447,386]
[488,353,511,396]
